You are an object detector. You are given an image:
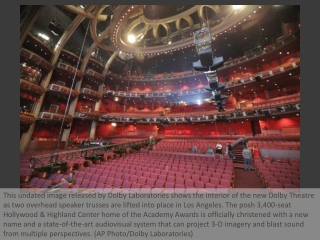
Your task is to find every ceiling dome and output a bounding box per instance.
[143,5,195,20]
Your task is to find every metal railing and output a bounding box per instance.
[29,139,150,169]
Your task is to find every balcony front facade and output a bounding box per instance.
[79,88,103,101]
[55,62,83,80]
[47,83,79,100]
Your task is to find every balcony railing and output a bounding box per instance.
[74,111,103,119]
[56,62,83,80]
[47,84,79,99]
[107,70,203,81]
[20,79,45,96]
[20,113,36,125]
[80,88,102,101]
[20,48,52,73]
[85,69,104,83]
[225,57,300,87]
[104,88,208,98]
[38,112,73,123]
[28,139,149,169]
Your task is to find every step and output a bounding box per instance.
[233,162,255,171]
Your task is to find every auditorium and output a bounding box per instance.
[20,5,301,191]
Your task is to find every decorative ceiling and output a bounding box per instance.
[26,5,300,75]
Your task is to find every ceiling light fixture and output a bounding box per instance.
[127,34,136,43]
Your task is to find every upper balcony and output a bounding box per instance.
[79,88,102,101]
[20,48,53,74]
[20,112,36,125]
[20,63,42,84]
[105,31,300,84]
[55,62,83,81]
[104,88,209,99]
[107,70,204,82]
[88,57,105,73]
[222,57,300,95]
[102,57,300,99]
[217,31,300,75]
[84,69,105,84]
[98,94,300,124]
[22,33,53,61]
[20,79,46,97]
[37,112,73,123]
[47,84,79,100]
[60,49,83,67]
[73,111,103,121]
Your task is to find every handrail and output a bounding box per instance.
[20,48,52,73]
[85,68,104,82]
[80,87,102,100]
[47,83,79,99]
[38,112,73,123]
[29,139,150,169]
[56,62,83,79]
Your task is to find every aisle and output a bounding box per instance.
[234,168,264,188]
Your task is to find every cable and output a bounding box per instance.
[51,18,91,156]
[204,6,214,61]
[214,119,220,142]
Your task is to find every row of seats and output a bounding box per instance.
[254,157,300,188]
[22,150,235,190]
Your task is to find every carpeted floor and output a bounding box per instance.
[234,168,264,188]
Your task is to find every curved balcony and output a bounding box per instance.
[20,63,42,84]
[249,93,300,109]
[20,48,52,73]
[79,88,102,101]
[61,49,83,64]
[38,112,73,123]
[223,57,300,89]
[47,84,79,99]
[103,57,300,99]
[105,31,299,83]
[107,70,204,82]
[20,113,36,125]
[74,111,103,120]
[23,33,53,60]
[88,57,105,73]
[84,69,105,84]
[98,98,300,124]
[104,88,209,98]
[20,79,45,96]
[55,62,83,80]
[220,32,300,70]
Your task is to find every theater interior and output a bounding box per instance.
[19,5,301,191]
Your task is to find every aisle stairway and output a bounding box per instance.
[234,168,264,188]
[232,144,244,164]
[232,140,255,171]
